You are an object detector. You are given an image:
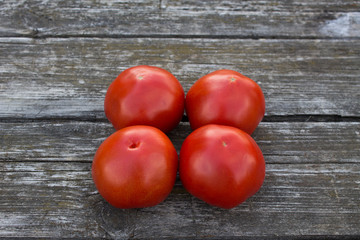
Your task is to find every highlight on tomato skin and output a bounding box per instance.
[92,125,178,209]
[179,124,266,209]
[104,65,185,133]
[185,69,265,135]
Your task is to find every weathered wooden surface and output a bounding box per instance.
[0,0,359,239]
[1,122,359,238]
[1,121,359,164]
[1,161,359,238]
[1,0,360,38]
[1,38,359,119]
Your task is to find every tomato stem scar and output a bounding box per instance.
[129,142,140,149]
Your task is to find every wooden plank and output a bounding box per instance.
[1,121,359,164]
[0,38,359,118]
[163,0,360,13]
[0,162,106,238]
[0,161,359,238]
[0,0,359,38]
[189,163,360,239]
[0,1,358,239]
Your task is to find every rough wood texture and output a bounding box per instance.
[1,0,360,38]
[1,121,359,165]
[1,0,359,239]
[1,161,359,238]
[1,121,359,237]
[1,38,359,119]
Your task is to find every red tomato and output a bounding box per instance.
[92,125,178,208]
[179,124,265,209]
[104,65,185,133]
[185,69,265,134]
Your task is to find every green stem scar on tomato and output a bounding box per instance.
[179,124,266,209]
[92,125,178,209]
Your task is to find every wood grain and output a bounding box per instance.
[1,121,359,164]
[1,0,359,38]
[1,121,358,238]
[1,1,359,238]
[0,160,359,238]
[1,38,359,119]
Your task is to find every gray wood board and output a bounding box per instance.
[1,0,360,38]
[1,38,359,119]
[1,121,359,165]
[1,0,359,239]
[0,161,359,238]
[1,121,358,238]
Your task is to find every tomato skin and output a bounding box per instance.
[185,69,265,134]
[104,65,185,133]
[92,125,178,209]
[179,124,265,209]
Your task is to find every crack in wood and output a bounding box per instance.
[3,34,360,40]
[0,114,359,124]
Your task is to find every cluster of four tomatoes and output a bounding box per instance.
[92,65,266,209]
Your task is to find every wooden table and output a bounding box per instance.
[1,1,359,239]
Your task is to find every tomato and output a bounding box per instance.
[104,65,185,133]
[179,124,265,209]
[92,125,178,208]
[185,69,265,134]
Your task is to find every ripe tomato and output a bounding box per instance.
[185,69,265,134]
[179,124,265,209]
[104,65,185,133]
[92,125,178,208]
